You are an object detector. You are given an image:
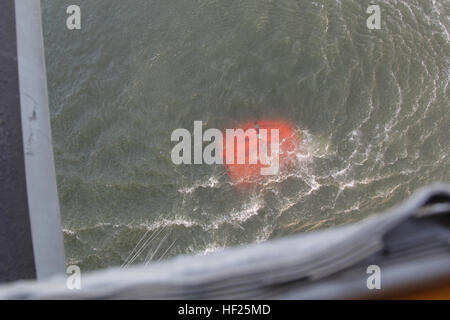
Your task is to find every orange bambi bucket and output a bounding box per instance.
[223,119,301,186]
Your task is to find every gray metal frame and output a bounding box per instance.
[15,0,65,281]
[0,0,36,283]
[0,0,65,283]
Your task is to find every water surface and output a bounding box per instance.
[41,0,450,271]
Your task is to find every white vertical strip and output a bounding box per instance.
[15,0,65,279]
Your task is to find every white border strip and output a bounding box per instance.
[15,0,65,279]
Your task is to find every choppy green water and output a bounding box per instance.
[41,0,449,271]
